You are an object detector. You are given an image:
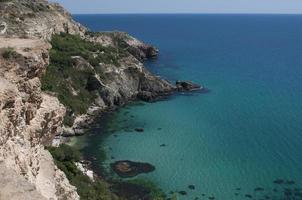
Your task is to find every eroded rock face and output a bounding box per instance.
[0,0,181,199]
[0,38,79,200]
[85,31,158,61]
[0,0,86,39]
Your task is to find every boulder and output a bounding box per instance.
[176,81,202,91]
[111,160,155,178]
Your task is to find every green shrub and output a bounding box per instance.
[1,47,19,59]
[48,144,115,200]
[41,33,130,125]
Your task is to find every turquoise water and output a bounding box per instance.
[74,15,302,199]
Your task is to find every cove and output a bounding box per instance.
[73,14,302,199]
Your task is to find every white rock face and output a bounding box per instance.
[0,38,79,200]
[0,0,86,40]
[0,22,7,34]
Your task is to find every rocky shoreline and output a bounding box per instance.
[0,0,204,199]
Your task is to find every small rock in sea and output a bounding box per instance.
[188,185,195,190]
[109,147,112,150]
[208,196,215,200]
[245,194,252,198]
[111,156,115,159]
[264,195,270,199]
[130,115,134,118]
[113,134,118,137]
[176,80,202,91]
[134,128,144,132]
[202,193,206,196]
[194,197,199,200]
[236,188,241,191]
[255,187,265,191]
[234,193,239,196]
[178,191,187,195]
[273,188,278,192]
[111,160,155,178]
[157,128,162,130]
[273,179,284,184]
[160,144,167,147]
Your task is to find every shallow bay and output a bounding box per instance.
[73,14,302,199]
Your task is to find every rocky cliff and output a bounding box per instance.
[0,38,79,199]
[0,0,176,199]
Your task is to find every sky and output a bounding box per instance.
[51,0,302,14]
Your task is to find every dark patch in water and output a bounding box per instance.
[178,191,187,195]
[188,185,195,190]
[255,187,265,191]
[273,179,284,184]
[134,128,144,132]
[286,180,296,185]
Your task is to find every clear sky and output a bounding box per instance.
[51,0,302,14]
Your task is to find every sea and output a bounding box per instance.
[72,14,302,200]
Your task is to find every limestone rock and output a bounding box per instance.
[0,38,79,200]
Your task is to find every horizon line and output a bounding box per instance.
[72,12,302,15]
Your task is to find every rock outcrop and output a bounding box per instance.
[111,160,155,178]
[0,0,86,39]
[176,80,203,91]
[0,38,79,199]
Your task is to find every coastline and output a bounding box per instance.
[0,0,203,199]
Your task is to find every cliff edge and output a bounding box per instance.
[0,0,175,199]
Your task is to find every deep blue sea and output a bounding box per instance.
[73,14,302,199]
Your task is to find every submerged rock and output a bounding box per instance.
[111,160,155,178]
[111,182,151,200]
[188,185,196,190]
[255,187,265,191]
[178,191,187,195]
[134,128,144,132]
[274,179,284,184]
[176,81,202,91]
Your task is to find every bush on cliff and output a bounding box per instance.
[1,47,19,59]
[41,33,130,125]
[48,144,116,200]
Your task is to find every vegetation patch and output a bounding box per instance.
[1,47,19,59]
[41,33,129,125]
[48,144,116,200]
